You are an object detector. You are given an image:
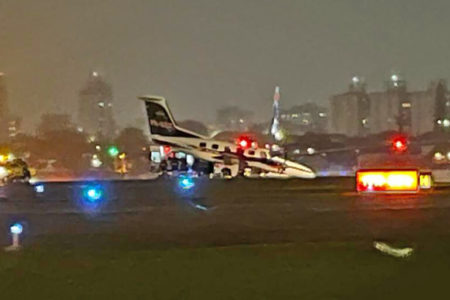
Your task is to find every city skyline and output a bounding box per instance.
[2,0,450,133]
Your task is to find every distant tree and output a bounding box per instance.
[216,106,254,131]
[115,127,148,156]
[10,133,40,159]
[37,113,74,136]
[178,120,209,136]
[36,129,90,171]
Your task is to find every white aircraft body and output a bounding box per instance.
[140,95,315,179]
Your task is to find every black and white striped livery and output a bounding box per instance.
[140,95,315,179]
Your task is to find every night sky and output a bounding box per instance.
[1,0,450,133]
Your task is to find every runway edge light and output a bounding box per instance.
[356,169,419,193]
[34,184,45,193]
[5,222,23,252]
[84,186,103,202]
[178,176,195,190]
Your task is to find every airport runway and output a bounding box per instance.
[1,177,450,246]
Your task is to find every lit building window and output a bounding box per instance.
[401,102,411,108]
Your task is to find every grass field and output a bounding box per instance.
[0,235,448,299]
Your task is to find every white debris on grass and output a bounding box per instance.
[373,241,414,258]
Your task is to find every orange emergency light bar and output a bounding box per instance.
[356,169,419,193]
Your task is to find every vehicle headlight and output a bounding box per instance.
[0,167,9,178]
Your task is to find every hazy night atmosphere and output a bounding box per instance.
[2,1,450,299]
[2,0,450,131]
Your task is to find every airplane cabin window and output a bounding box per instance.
[212,144,219,150]
[199,142,207,148]
[248,150,255,156]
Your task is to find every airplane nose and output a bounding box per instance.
[305,169,316,179]
[284,166,316,179]
[296,164,316,179]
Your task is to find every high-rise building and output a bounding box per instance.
[0,73,8,141]
[368,74,410,134]
[0,73,18,140]
[329,75,439,137]
[0,73,9,120]
[78,72,116,140]
[432,79,450,131]
[329,76,370,136]
[280,102,328,135]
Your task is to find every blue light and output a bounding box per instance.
[34,184,45,193]
[10,223,23,235]
[179,176,195,190]
[84,187,103,202]
[78,184,107,215]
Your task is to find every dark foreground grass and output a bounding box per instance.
[0,235,449,300]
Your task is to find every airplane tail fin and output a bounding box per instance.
[139,96,203,138]
[270,86,282,139]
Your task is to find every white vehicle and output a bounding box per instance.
[140,95,315,179]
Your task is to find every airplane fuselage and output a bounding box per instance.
[151,135,316,178]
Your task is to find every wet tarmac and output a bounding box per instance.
[0,177,449,247]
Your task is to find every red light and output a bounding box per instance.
[237,136,253,149]
[356,170,418,193]
[391,136,408,153]
[163,145,171,154]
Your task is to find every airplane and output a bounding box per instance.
[140,95,316,179]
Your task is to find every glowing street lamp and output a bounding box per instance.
[91,155,102,168]
[443,119,450,128]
